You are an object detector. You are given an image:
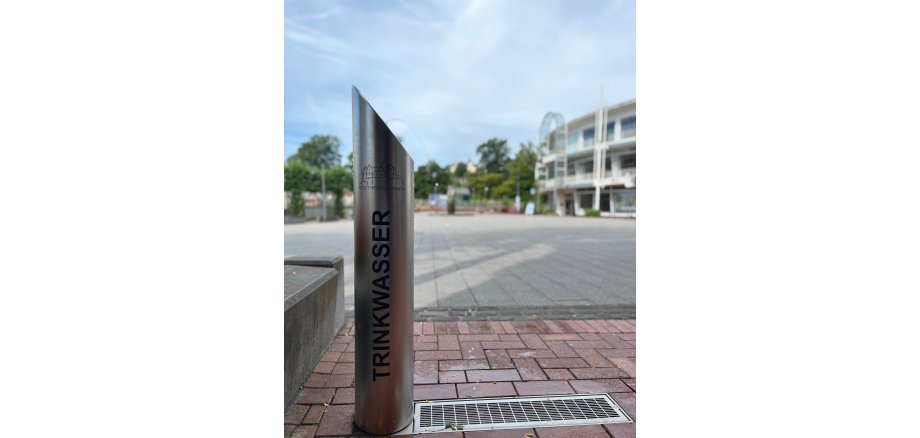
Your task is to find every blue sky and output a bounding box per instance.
[285,0,635,167]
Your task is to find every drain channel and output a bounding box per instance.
[413,394,632,433]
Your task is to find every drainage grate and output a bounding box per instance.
[413,394,632,433]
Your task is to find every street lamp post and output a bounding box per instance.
[321,165,327,222]
[471,187,476,213]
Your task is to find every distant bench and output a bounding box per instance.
[283,255,344,407]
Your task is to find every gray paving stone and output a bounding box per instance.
[439,291,479,307]
[469,288,516,307]
[286,214,635,316]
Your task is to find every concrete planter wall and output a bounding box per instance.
[283,256,345,407]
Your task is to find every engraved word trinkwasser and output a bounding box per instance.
[370,209,391,381]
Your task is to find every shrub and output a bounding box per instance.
[289,191,304,217]
[333,193,345,218]
[585,209,601,217]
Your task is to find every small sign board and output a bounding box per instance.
[525,202,535,215]
[428,193,448,208]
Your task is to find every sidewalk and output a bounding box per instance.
[285,320,636,438]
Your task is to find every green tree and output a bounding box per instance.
[467,172,506,199]
[284,161,352,218]
[453,161,468,178]
[475,138,510,175]
[468,142,539,202]
[284,161,315,216]
[345,151,354,174]
[505,141,539,202]
[287,135,342,168]
[414,160,450,199]
[324,166,352,218]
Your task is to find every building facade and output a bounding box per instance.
[535,100,636,217]
[448,161,478,175]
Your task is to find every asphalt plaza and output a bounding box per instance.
[285,213,635,317]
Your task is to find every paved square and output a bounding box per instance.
[285,214,635,315]
[287,319,636,438]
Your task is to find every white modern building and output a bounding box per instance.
[535,100,636,217]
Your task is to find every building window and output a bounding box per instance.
[567,162,575,175]
[613,191,636,213]
[621,116,636,138]
[579,193,593,209]
[606,120,615,140]
[620,154,636,169]
[579,160,593,177]
[600,193,611,212]
[605,156,612,171]
[567,131,579,147]
[583,127,595,147]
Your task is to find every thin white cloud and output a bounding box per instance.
[285,0,635,166]
[287,7,344,21]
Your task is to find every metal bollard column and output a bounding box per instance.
[351,86,415,435]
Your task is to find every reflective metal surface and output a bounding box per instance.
[352,86,415,435]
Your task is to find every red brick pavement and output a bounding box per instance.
[286,320,636,438]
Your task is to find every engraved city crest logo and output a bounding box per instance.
[359,164,405,191]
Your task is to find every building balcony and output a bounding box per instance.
[604,136,636,150]
[601,168,636,187]
[538,168,636,192]
[564,143,594,156]
[619,168,636,187]
[551,137,636,158]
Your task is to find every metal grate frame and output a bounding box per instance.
[413,394,632,433]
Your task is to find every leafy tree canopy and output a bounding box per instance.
[284,161,315,193]
[467,142,540,201]
[475,138,510,175]
[414,160,451,199]
[288,135,342,168]
[508,141,538,196]
[285,162,352,191]
[284,161,353,217]
[467,172,506,198]
[453,161,468,178]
